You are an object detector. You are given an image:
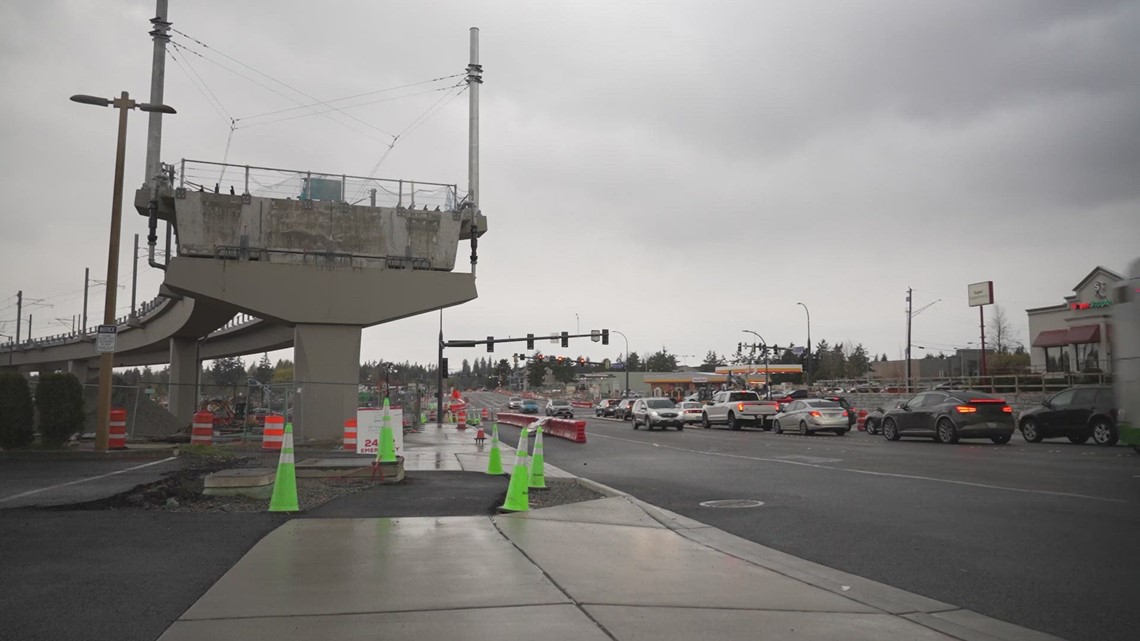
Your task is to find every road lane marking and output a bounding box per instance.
[0,457,179,504]
[588,434,1130,504]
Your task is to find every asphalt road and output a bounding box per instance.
[469,391,1140,641]
[0,457,184,508]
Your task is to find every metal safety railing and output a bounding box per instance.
[178,159,464,211]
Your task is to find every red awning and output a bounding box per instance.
[1032,329,1070,348]
[1066,324,1101,344]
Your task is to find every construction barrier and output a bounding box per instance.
[191,411,214,446]
[263,414,285,450]
[856,410,868,431]
[344,418,358,451]
[109,408,128,449]
[571,401,593,409]
[496,413,587,443]
[457,406,467,427]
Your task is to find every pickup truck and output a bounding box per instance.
[702,390,780,430]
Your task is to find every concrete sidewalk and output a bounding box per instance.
[157,425,1068,641]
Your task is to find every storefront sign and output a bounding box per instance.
[968,281,994,307]
[1071,300,1112,310]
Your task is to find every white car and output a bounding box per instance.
[676,401,704,425]
[507,397,523,410]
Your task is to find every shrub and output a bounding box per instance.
[0,373,35,449]
[35,373,85,448]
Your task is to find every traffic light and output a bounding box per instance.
[441,357,449,377]
[561,331,569,348]
[526,333,534,350]
[601,329,609,345]
[738,342,743,353]
[487,336,494,353]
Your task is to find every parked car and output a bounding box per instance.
[631,397,684,430]
[596,398,621,417]
[614,398,637,421]
[1018,386,1118,446]
[507,397,523,410]
[879,390,1015,444]
[545,399,574,418]
[676,401,704,425]
[772,399,850,436]
[520,399,540,414]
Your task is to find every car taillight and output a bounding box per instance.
[809,411,821,417]
[956,406,977,413]
[1002,406,1013,413]
[738,402,745,411]
[841,410,848,416]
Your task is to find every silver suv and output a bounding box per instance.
[632,397,684,431]
[507,397,523,410]
[545,399,574,418]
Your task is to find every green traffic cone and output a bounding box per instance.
[486,422,504,475]
[529,424,547,489]
[268,422,299,512]
[500,428,530,512]
[378,398,397,464]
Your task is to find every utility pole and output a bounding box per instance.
[905,288,913,392]
[144,0,170,189]
[437,312,445,428]
[466,26,482,277]
[82,268,89,336]
[15,290,21,345]
[979,307,987,378]
[27,314,31,342]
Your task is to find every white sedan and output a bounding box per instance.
[677,401,704,425]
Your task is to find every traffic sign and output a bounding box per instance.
[95,325,117,353]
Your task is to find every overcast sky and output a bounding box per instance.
[1,0,1137,370]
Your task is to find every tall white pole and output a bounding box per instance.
[144,0,170,189]
[467,27,481,210]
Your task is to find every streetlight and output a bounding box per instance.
[742,330,771,398]
[611,330,630,396]
[71,91,175,452]
[796,302,811,387]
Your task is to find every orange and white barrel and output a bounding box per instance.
[108,408,127,449]
[191,411,214,446]
[262,414,285,450]
[482,407,489,420]
[458,406,467,426]
[856,410,868,431]
[344,418,358,451]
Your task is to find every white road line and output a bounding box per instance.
[589,433,1130,504]
[0,457,179,504]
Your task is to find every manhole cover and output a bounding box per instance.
[699,499,765,508]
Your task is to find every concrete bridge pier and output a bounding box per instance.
[293,324,361,443]
[66,360,91,384]
[169,336,199,427]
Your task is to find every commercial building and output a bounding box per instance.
[1026,266,1122,373]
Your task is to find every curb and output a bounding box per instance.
[0,447,179,461]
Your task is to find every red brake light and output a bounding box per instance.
[841,410,848,416]
[809,411,821,418]
[1002,406,1013,413]
[956,406,977,413]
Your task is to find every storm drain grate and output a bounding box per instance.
[699,499,765,508]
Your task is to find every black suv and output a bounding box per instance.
[1018,386,1118,446]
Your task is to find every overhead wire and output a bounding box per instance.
[167,42,234,124]
[170,29,399,142]
[235,73,464,123]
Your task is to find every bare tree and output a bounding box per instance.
[985,305,1020,354]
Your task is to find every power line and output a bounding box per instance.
[167,42,234,123]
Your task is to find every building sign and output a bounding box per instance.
[692,377,708,383]
[968,281,994,307]
[1071,300,1112,310]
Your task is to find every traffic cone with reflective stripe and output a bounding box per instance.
[529,424,547,490]
[499,428,529,512]
[268,422,299,512]
[486,422,504,475]
[378,398,397,464]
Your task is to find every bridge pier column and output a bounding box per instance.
[293,324,361,443]
[169,337,199,427]
[67,360,91,384]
